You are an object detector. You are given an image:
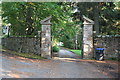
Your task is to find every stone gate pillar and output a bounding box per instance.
[40,16,52,59]
[83,16,94,59]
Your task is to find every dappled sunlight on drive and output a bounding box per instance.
[53,57,80,62]
[7,74,20,78]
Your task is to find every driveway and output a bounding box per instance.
[58,49,80,58]
[1,51,110,78]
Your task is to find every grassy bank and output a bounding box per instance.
[1,48,44,59]
[69,49,82,56]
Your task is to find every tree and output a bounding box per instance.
[2,2,73,36]
[2,2,119,49]
[76,2,120,35]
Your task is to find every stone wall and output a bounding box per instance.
[94,35,120,59]
[2,37,41,55]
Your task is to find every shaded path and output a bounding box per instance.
[58,48,80,58]
[1,52,110,78]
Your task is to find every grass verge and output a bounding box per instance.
[69,49,82,56]
[0,48,44,59]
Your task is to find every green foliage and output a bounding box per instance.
[2,2,120,50]
[62,39,74,49]
[77,2,120,35]
[2,2,73,36]
[2,35,9,38]
[52,46,60,52]
[2,2,81,49]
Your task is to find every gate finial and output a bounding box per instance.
[40,16,52,25]
[83,15,94,25]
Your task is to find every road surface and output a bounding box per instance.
[58,49,80,58]
[0,51,110,78]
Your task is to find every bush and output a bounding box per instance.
[52,46,60,52]
[2,35,9,38]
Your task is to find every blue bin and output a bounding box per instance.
[95,48,104,60]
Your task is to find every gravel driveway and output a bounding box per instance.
[1,51,110,78]
[58,49,80,58]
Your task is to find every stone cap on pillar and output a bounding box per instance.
[83,15,94,25]
[40,16,52,25]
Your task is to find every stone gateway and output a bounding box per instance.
[83,16,94,59]
[40,16,52,59]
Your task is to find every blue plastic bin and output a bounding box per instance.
[95,48,104,60]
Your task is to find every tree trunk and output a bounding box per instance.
[26,3,34,35]
[94,4,100,35]
[75,33,78,49]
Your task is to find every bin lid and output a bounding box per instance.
[96,48,104,50]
